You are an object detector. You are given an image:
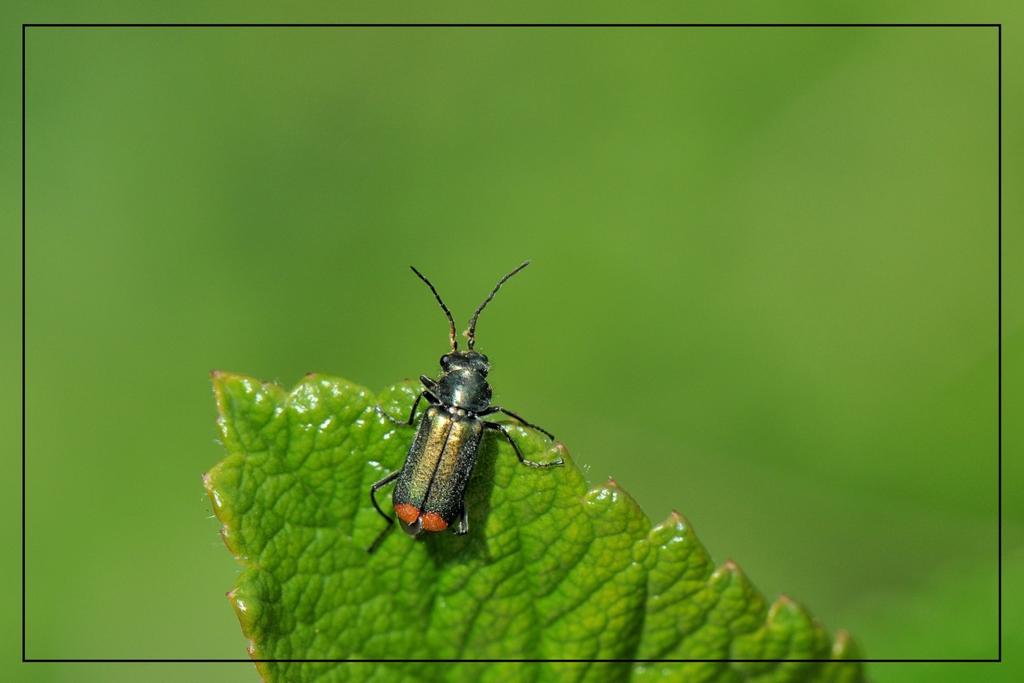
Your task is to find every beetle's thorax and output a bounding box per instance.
[436,368,491,413]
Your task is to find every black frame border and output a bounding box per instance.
[19,22,1003,667]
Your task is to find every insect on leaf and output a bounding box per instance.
[205,371,870,682]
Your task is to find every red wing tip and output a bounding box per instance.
[394,503,421,524]
[421,512,448,531]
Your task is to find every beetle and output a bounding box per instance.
[368,261,563,552]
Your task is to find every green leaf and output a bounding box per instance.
[205,372,869,682]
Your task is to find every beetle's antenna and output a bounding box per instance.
[410,266,458,351]
[465,260,530,350]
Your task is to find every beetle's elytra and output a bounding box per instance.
[368,261,563,552]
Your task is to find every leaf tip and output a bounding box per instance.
[228,587,255,623]
[204,472,223,510]
[716,558,745,579]
[831,628,865,660]
[767,593,805,622]
[219,525,235,554]
[584,476,633,504]
[667,508,694,528]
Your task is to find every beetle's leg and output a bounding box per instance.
[374,403,408,426]
[375,390,436,426]
[453,505,469,535]
[367,470,401,553]
[484,421,564,469]
[402,392,426,425]
[480,405,555,441]
[370,470,400,521]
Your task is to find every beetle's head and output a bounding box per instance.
[440,350,490,377]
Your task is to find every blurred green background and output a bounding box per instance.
[6,2,1021,682]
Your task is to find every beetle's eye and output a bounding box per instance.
[440,355,449,367]
[480,354,489,364]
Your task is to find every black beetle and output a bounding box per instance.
[368,261,563,552]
